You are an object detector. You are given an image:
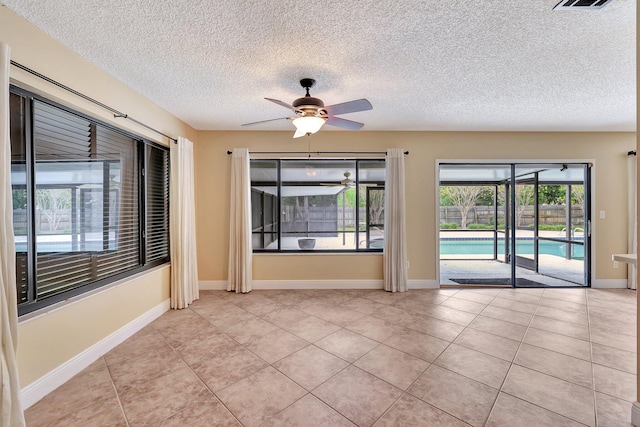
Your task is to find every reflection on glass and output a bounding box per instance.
[281,160,356,250]
[250,159,386,251]
[251,159,279,250]
[29,161,120,253]
[360,161,385,249]
[538,242,585,285]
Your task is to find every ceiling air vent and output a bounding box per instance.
[553,0,613,9]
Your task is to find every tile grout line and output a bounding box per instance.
[104,356,132,427]
[493,290,595,425]
[348,288,475,427]
[154,316,242,425]
[586,289,600,427]
[213,289,621,425]
[503,289,599,427]
[159,289,609,426]
[312,290,471,425]
[489,289,607,425]
[482,289,542,426]
[25,288,635,426]
[182,306,247,426]
[156,301,275,426]
[397,289,502,426]
[194,293,365,426]
[194,299,313,426]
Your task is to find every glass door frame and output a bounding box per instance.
[438,161,591,288]
[507,163,591,287]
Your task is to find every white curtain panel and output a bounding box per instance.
[169,137,200,308]
[228,148,252,293]
[0,42,26,427]
[383,148,408,292]
[628,153,637,290]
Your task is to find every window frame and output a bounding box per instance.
[10,85,170,316]
[250,158,385,253]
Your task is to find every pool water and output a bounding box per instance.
[440,238,584,260]
[15,241,110,253]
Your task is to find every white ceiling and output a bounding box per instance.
[2,0,636,132]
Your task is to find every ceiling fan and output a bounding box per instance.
[321,171,376,188]
[242,78,373,138]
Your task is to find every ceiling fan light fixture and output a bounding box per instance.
[292,116,326,138]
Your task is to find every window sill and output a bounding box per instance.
[18,263,170,324]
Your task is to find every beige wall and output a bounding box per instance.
[1,6,195,389]
[18,267,170,386]
[197,130,635,284]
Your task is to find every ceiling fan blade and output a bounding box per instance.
[265,98,299,112]
[324,99,372,116]
[325,116,365,131]
[241,117,291,127]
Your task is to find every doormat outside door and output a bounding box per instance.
[449,278,551,287]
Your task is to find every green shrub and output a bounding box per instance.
[538,224,567,231]
[467,223,493,230]
[440,222,459,229]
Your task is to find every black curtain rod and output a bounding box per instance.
[10,60,177,143]
[629,150,637,156]
[226,150,409,155]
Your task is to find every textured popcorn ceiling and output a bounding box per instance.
[2,0,636,131]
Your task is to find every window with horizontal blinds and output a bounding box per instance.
[94,127,140,277]
[10,92,29,304]
[10,87,171,316]
[145,145,169,263]
[33,101,93,296]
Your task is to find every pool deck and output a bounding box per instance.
[439,229,587,287]
[440,256,585,287]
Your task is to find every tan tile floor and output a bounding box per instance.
[25,287,637,426]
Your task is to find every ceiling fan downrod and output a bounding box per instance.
[299,78,316,97]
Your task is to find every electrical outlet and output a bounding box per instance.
[600,210,606,219]
[613,261,619,268]
[406,261,410,269]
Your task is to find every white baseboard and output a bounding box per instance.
[632,401,640,426]
[200,279,440,290]
[199,280,227,290]
[591,279,629,289]
[20,299,170,409]
[408,280,440,289]
[253,280,383,289]
[202,277,631,290]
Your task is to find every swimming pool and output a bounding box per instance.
[15,241,110,252]
[440,238,584,259]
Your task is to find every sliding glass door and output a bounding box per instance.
[439,162,591,287]
[524,163,590,286]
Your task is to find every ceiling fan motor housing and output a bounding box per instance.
[293,77,325,115]
[292,96,324,109]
